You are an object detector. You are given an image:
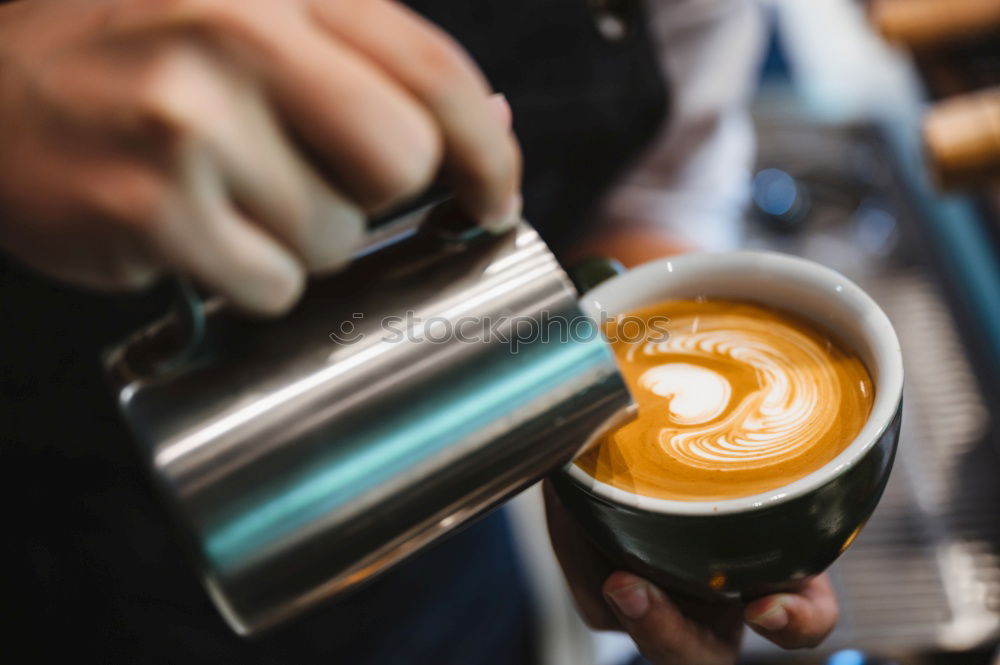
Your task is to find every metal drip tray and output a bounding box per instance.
[741,113,1000,659]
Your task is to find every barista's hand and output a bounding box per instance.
[544,483,839,664]
[0,0,519,314]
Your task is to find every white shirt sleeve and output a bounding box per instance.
[598,0,767,251]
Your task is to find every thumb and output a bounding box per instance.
[603,572,740,665]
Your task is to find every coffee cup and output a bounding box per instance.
[551,250,903,600]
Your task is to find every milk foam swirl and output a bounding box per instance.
[576,300,873,500]
[626,315,843,471]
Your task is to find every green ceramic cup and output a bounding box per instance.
[552,251,903,601]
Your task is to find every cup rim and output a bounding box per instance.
[564,250,904,516]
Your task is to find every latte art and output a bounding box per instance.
[639,363,731,425]
[634,320,847,469]
[577,299,874,501]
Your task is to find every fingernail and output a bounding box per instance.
[746,598,790,632]
[482,192,522,233]
[246,263,305,317]
[488,93,513,129]
[607,583,651,620]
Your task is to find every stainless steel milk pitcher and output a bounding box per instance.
[105,200,633,635]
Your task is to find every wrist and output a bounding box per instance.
[561,222,691,269]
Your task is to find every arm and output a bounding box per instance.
[566,0,765,267]
[552,2,839,661]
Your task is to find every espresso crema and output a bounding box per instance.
[576,299,875,500]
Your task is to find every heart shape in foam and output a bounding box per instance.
[638,363,731,426]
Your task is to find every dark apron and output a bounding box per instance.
[0,0,667,662]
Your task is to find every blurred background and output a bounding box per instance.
[509,0,1000,663]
